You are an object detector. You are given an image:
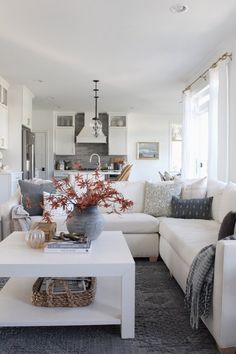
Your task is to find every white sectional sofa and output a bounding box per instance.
[1,178,236,352]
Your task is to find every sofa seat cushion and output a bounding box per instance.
[31,212,159,235]
[103,213,159,234]
[159,217,220,267]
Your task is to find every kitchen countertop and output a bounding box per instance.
[54,169,121,175]
[0,170,23,174]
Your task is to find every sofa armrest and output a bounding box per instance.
[212,239,236,348]
[0,190,21,239]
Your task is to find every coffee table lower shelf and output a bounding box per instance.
[0,277,121,327]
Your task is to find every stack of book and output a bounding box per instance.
[44,239,92,253]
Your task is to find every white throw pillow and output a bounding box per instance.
[218,182,236,223]
[98,181,145,214]
[144,181,182,217]
[181,177,207,199]
[112,181,145,213]
[207,179,226,222]
[43,192,74,217]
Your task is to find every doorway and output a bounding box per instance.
[34,131,48,180]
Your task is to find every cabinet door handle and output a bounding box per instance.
[1,138,4,147]
[27,118,30,126]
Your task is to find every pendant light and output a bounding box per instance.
[92,80,102,137]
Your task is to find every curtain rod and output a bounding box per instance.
[182,52,232,94]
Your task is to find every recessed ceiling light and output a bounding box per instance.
[169,4,189,13]
[34,79,44,83]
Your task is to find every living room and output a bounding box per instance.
[1,1,236,353]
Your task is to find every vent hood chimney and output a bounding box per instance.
[76,113,107,143]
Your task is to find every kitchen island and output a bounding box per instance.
[54,169,121,180]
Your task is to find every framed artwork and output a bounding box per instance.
[137,142,159,159]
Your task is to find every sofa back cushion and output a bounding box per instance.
[207,179,226,222]
[218,182,236,223]
[144,181,182,217]
[98,181,145,214]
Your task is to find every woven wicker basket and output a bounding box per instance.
[32,277,96,307]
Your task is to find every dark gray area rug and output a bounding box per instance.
[0,260,218,354]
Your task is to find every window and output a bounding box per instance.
[192,85,209,178]
[182,58,229,181]
[169,124,182,173]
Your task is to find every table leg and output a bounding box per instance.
[121,264,135,338]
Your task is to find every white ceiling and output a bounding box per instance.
[0,0,236,114]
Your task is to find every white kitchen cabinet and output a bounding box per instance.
[54,112,75,155]
[108,113,127,155]
[0,106,8,149]
[109,114,126,127]
[22,86,34,129]
[0,171,22,204]
[8,85,34,130]
[53,170,69,179]
[0,76,9,149]
[0,76,9,109]
[109,127,127,155]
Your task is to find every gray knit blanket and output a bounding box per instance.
[11,205,32,232]
[185,235,236,329]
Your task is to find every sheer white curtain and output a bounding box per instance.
[182,58,229,181]
[208,59,229,181]
[208,68,218,179]
[181,90,197,179]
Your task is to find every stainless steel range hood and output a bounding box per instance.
[76,113,107,144]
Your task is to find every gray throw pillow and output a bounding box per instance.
[144,182,182,217]
[19,180,56,216]
[171,196,213,220]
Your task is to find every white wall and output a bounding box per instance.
[127,113,181,182]
[32,108,54,178]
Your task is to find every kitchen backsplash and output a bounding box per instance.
[55,113,126,170]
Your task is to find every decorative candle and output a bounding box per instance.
[25,229,45,249]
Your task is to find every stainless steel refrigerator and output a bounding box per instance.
[22,126,35,180]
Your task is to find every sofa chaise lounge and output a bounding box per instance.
[0,178,236,352]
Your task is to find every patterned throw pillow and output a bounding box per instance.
[171,196,213,220]
[144,182,182,217]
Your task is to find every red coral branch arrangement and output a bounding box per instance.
[43,169,133,223]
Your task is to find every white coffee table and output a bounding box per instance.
[0,231,135,338]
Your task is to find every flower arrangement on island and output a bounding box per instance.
[43,169,133,223]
